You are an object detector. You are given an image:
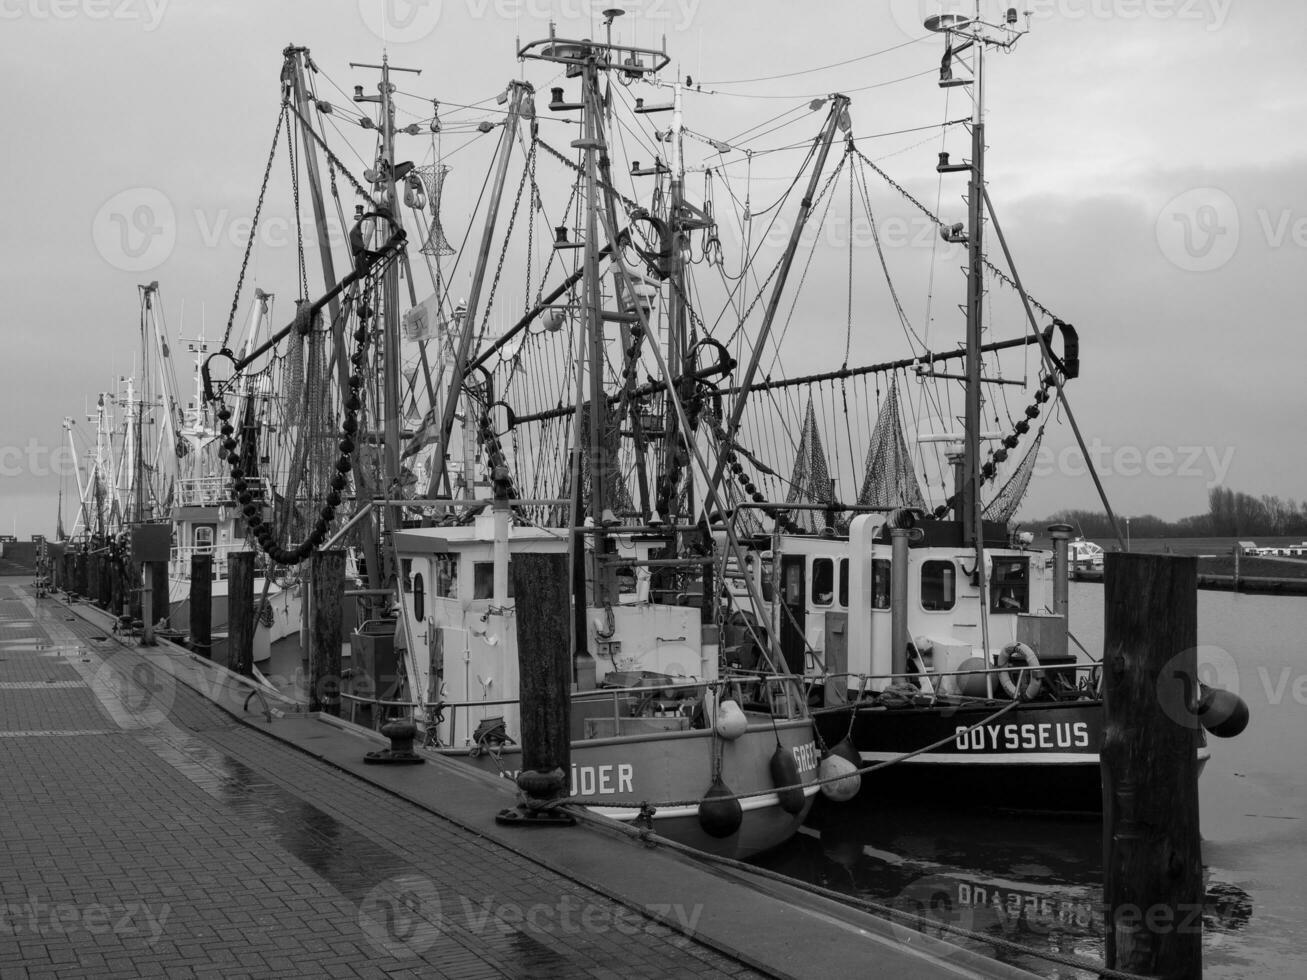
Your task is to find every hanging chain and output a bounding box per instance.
[525,137,538,312]
[223,105,288,350]
[477,140,536,341]
[853,145,1060,321]
[286,119,309,300]
[285,103,381,210]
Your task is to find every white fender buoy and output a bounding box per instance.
[997,642,1043,700]
[715,699,748,740]
[818,753,860,803]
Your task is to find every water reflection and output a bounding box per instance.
[755,797,1252,978]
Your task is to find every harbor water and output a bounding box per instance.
[754,582,1307,978]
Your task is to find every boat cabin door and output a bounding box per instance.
[779,555,806,674]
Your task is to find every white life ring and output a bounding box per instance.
[997,642,1044,700]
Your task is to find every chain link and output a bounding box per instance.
[286,118,309,300]
[223,105,287,350]
[853,145,1061,321]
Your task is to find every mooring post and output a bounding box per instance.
[497,552,574,826]
[227,552,256,678]
[189,554,212,658]
[140,562,155,645]
[310,549,344,716]
[1102,552,1203,978]
[1232,544,1240,592]
[150,561,170,629]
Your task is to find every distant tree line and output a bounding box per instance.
[1034,487,1307,539]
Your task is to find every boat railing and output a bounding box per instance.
[339,673,808,743]
[820,658,1101,706]
[170,542,248,580]
[176,475,269,507]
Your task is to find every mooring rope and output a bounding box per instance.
[558,696,1021,811]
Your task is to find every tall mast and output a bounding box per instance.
[423,80,532,501]
[663,80,686,524]
[352,52,421,588]
[704,96,850,503]
[926,4,1028,548]
[962,22,985,549]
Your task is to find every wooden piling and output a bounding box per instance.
[189,554,213,659]
[150,561,170,628]
[227,551,256,678]
[310,550,345,716]
[1102,552,1203,978]
[512,553,571,792]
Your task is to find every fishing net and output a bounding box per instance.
[857,377,926,510]
[575,400,635,521]
[983,429,1043,524]
[414,164,455,257]
[785,397,835,533]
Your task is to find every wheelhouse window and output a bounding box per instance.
[473,561,514,600]
[812,558,835,606]
[412,572,425,622]
[193,526,214,553]
[871,559,891,610]
[921,560,956,611]
[991,557,1030,613]
[838,558,849,608]
[433,553,458,598]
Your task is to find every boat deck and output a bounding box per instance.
[0,577,1038,980]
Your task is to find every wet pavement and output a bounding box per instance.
[0,578,769,979]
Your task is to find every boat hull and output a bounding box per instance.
[441,717,820,859]
[816,698,1108,813]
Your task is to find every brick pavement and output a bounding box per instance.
[0,579,770,980]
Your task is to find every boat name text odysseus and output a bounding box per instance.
[953,721,1091,752]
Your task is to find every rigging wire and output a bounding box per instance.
[699,36,931,86]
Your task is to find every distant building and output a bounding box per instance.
[1238,541,1258,554]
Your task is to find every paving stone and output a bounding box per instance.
[0,581,770,980]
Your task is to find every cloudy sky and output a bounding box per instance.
[2,0,1304,538]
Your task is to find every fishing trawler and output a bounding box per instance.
[701,8,1247,811]
[195,31,825,858]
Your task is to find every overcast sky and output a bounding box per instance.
[2,0,1304,537]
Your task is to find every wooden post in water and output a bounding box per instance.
[1102,552,1203,978]
[189,554,213,658]
[310,550,344,716]
[1232,544,1241,593]
[497,552,573,825]
[227,552,256,678]
[150,561,170,628]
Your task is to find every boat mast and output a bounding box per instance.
[962,21,985,550]
[704,96,850,503]
[422,81,532,504]
[925,5,1027,548]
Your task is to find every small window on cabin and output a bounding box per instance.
[812,558,835,606]
[433,553,458,598]
[921,560,956,611]
[400,558,413,592]
[473,562,514,600]
[991,557,1029,614]
[614,564,637,596]
[759,556,775,602]
[413,573,425,622]
[194,527,214,553]
[871,559,891,610]
[838,558,849,608]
